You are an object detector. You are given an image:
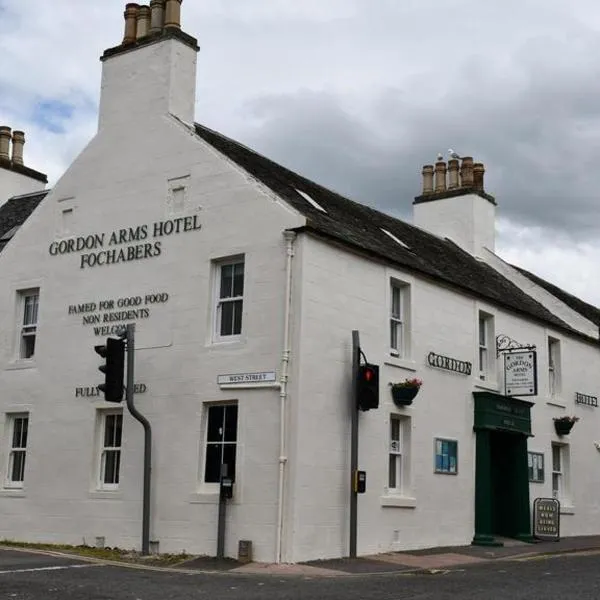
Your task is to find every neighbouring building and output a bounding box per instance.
[1,1,599,563]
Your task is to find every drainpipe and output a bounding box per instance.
[276,230,296,564]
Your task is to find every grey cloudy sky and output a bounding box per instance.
[2,0,600,304]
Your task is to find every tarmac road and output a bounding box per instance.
[1,547,600,599]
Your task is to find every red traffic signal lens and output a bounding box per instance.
[364,368,374,381]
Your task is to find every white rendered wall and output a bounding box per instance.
[286,234,600,562]
[0,168,45,208]
[413,193,496,256]
[0,110,305,562]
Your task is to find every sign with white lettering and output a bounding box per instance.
[217,372,277,385]
[504,350,537,396]
[533,497,560,540]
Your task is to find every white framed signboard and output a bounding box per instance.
[504,350,537,396]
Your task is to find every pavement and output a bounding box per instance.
[172,534,600,577]
[3,534,600,579]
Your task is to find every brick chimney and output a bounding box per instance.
[98,0,199,130]
[0,126,47,206]
[413,152,496,256]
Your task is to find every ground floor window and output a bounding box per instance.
[388,415,411,494]
[551,443,569,502]
[98,411,123,490]
[6,414,28,488]
[204,403,238,483]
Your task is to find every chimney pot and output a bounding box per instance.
[473,162,485,191]
[421,165,434,195]
[460,156,474,187]
[136,5,151,39]
[164,0,182,30]
[447,158,459,190]
[150,0,166,34]
[0,126,11,161]
[434,160,447,193]
[123,3,141,44]
[11,130,25,165]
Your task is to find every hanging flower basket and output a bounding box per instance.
[554,416,579,436]
[390,379,422,407]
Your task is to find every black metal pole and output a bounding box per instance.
[350,330,360,558]
[125,324,151,556]
[217,464,227,559]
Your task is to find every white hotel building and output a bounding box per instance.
[1,1,600,564]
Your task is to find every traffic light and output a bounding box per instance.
[94,337,125,402]
[356,363,379,411]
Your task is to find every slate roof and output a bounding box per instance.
[194,123,593,342]
[514,265,600,327]
[0,190,48,253]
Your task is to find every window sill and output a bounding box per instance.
[546,399,566,409]
[560,504,575,515]
[89,490,123,500]
[189,491,220,504]
[380,495,417,508]
[384,357,417,372]
[207,338,246,350]
[5,359,37,371]
[0,488,26,497]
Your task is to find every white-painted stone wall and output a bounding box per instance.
[0,167,46,208]
[285,234,600,562]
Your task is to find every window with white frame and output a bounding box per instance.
[214,259,244,340]
[478,311,494,381]
[388,415,411,494]
[98,412,123,490]
[18,290,39,359]
[6,414,28,488]
[548,337,561,397]
[390,280,410,357]
[551,443,569,502]
[203,403,238,484]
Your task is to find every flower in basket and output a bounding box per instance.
[390,378,423,391]
[553,415,579,424]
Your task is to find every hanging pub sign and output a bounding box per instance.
[504,350,537,396]
[533,497,560,541]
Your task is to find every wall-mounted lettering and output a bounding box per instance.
[427,352,472,376]
[68,293,169,336]
[48,216,202,269]
[76,383,147,398]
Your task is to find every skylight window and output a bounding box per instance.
[381,228,410,249]
[295,189,327,213]
[0,225,20,242]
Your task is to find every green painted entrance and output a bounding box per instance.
[472,392,534,546]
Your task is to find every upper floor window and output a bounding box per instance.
[19,290,39,359]
[478,311,494,381]
[214,259,244,340]
[5,414,28,488]
[548,337,561,397]
[390,280,410,357]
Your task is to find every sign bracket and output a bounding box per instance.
[496,334,536,357]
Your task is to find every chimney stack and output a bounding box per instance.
[447,158,460,190]
[150,0,165,34]
[0,126,11,161]
[136,5,151,39]
[421,165,434,195]
[473,162,485,191]
[123,3,140,44]
[11,131,25,165]
[460,156,474,187]
[434,159,447,193]
[164,0,182,30]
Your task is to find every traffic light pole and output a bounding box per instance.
[124,323,152,556]
[350,330,360,558]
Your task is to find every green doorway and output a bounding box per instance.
[472,392,534,546]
